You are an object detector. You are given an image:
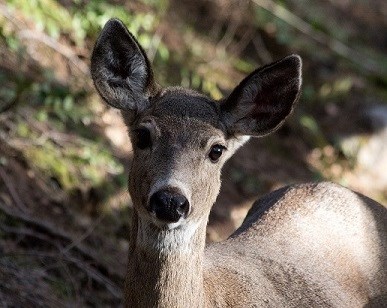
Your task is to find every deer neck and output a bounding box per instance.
[125,211,208,308]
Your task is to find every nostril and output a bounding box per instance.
[149,189,190,223]
[174,195,190,216]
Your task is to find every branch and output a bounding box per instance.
[251,0,385,76]
[61,213,105,255]
[0,4,90,79]
[2,250,122,299]
[0,201,125,280]
[0,167,30,213]
[17,30,89,76]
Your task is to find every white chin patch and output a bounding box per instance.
[140,217,202,253]
[150,215,185,230]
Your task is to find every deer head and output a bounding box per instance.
[91,19,302,232]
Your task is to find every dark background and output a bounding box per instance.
[0,0,386,305]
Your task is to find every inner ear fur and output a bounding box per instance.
[220,55,302,137]
[90,18,158,112]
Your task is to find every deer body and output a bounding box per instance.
[91,19,387,307]
[125,182,387,307]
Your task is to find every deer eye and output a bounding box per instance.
[208,144,226,163]
[133,128,152,150]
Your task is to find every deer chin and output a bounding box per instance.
[149,213,186,230]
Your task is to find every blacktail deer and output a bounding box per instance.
[91,19,387,307]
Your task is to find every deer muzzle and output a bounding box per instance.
[148,188,190,223]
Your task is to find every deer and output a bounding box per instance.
[90,19,387,307]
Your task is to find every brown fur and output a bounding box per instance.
[91,19,387,308]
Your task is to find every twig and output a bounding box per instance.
[0,224,59,248]
[0,202,125,279]
[2,250,122,299]
[17,29,89,76]
[63,252,122,299]
[0,166,30,213]
[230,27,255,57]
[216,20,240,50]
[0,258,67,307]
[0,223,85,302]
[251,0,385,76]
[0,3,29,30]
[147,33,163,63]
[58,257,82,305]
[61,213,105,255]
[252,34,273,63]
[0,5,90,79]
[18,108,78,147]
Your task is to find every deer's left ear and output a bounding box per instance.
[220,55,302,137]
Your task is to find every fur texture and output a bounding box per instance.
[90,19,387,308]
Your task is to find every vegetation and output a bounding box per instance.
[0,0,386,305]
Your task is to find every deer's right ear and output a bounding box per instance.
[91,19,157,112]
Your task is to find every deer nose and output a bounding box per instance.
[149,189,190,223]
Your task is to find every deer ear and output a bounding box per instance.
[91,19,157,112]
[220,55,302,137]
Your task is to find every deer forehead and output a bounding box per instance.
[147,117,227,151]
[133,88,227,147]
[152,88,222,127]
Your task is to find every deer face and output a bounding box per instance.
[126,89,248,229]
[91,19,302,230]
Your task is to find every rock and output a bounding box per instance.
[339,104,387,194]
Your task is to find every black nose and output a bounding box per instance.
[149,189,190,222]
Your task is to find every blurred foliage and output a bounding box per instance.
[0,0,173,198]
[24,137,123,191]
[0,0,385,203]
[0,0,386,303]
[6,0,161,44]
[0,0,385,211]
